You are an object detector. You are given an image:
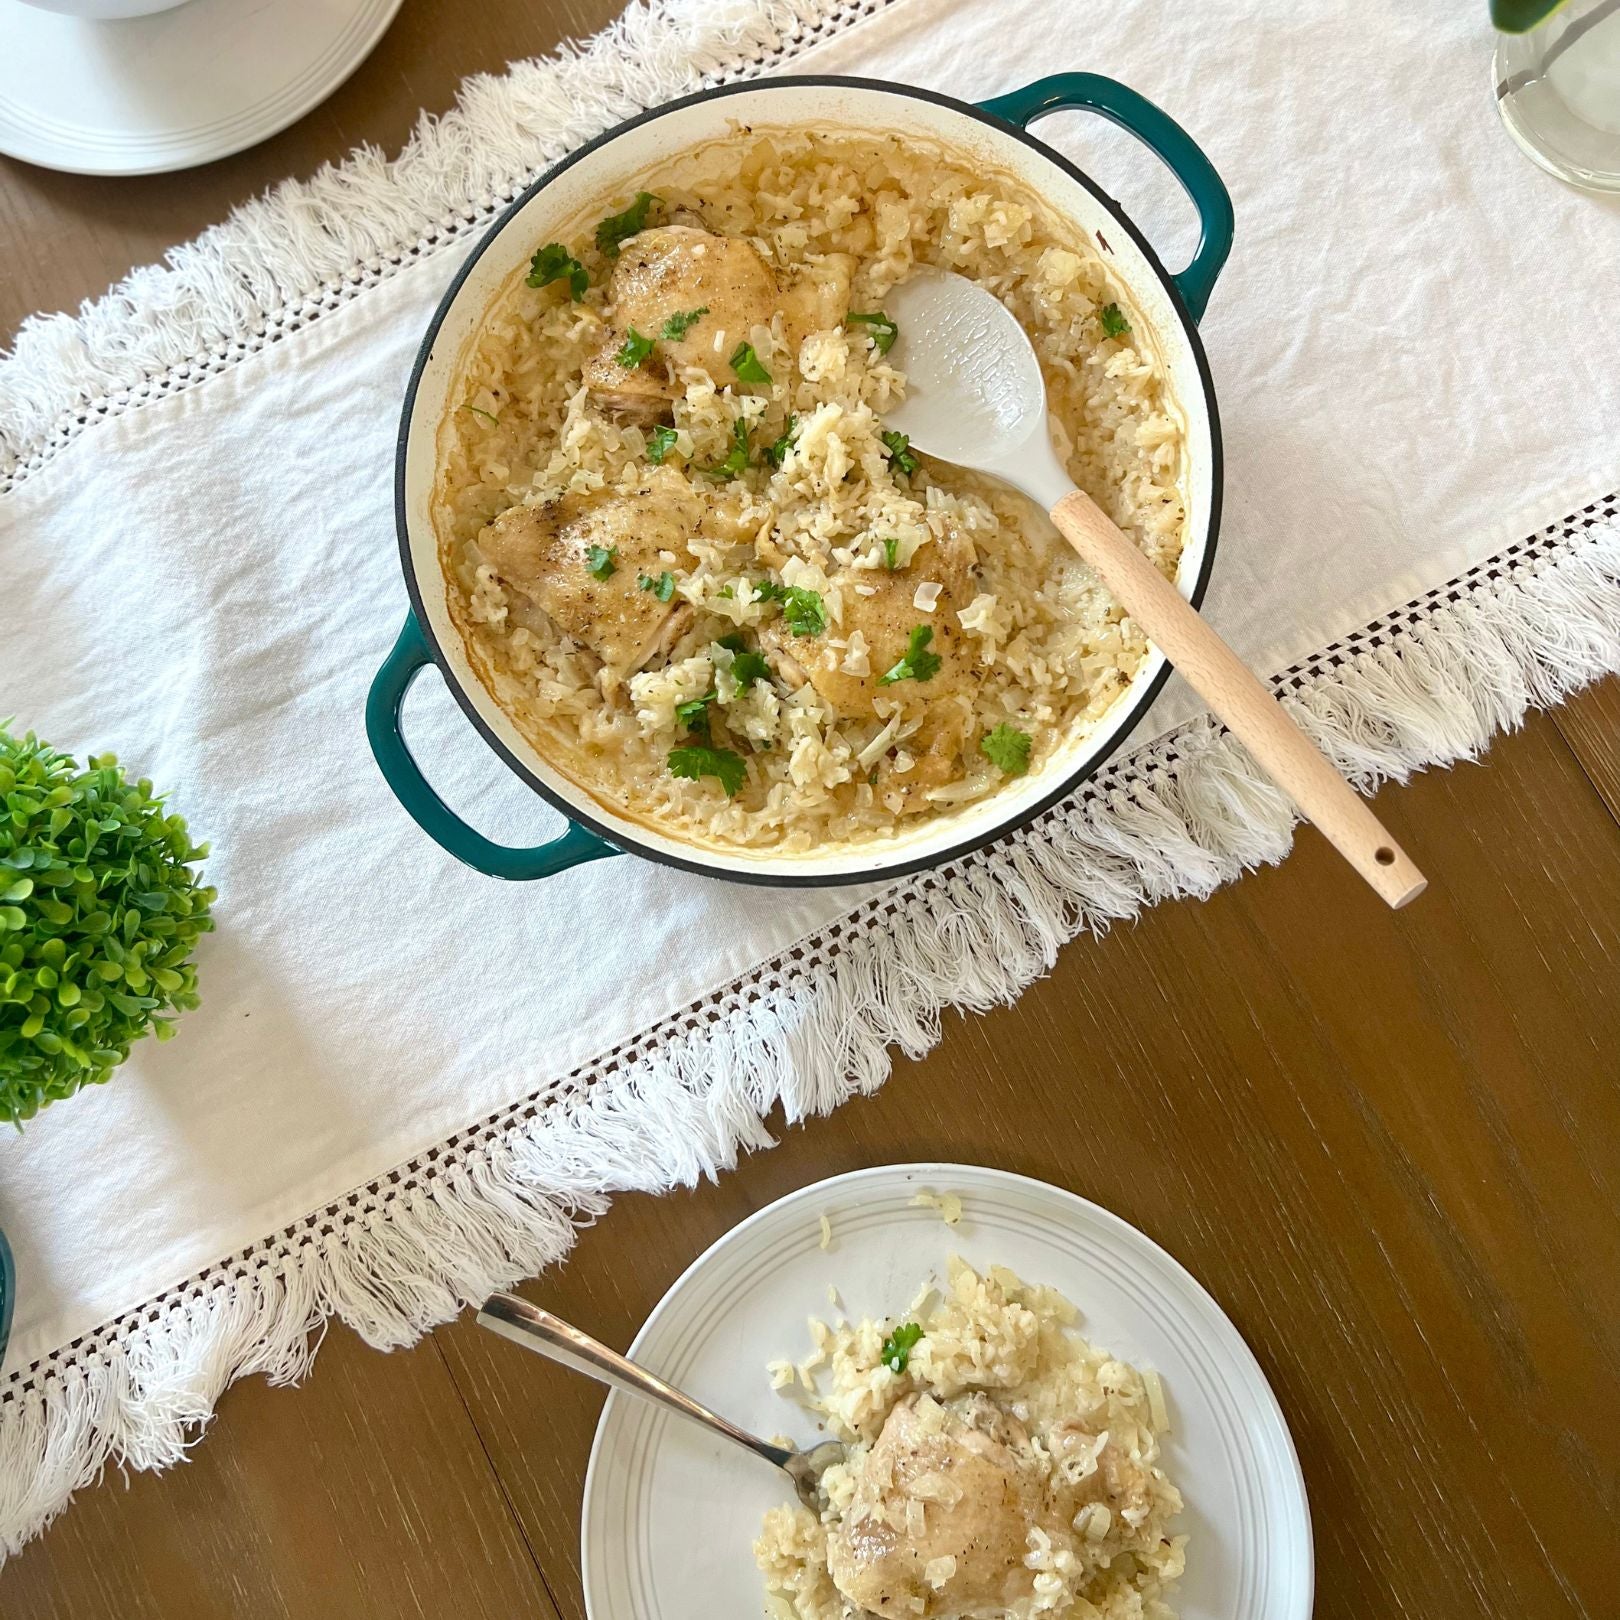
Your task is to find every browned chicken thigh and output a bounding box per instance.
[583,226,778,419]
[827,1394,1045,1620]
[583,225,854,419]
[763,524,982,805]
[763,527,980,722]
[476,466,702,690]
[780,249,855,347]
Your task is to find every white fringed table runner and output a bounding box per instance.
[1,0,1616,1559]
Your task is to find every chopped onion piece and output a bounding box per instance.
[1143,1367,1170,1432]
[909,1471,964,1506]
[1079,1502,1112,1541]
[857,712,902,770]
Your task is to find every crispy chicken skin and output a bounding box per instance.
[827,1394,1044,1620]
[583,226,779,419]
[582,226,855,419]
[781,249,855,348]
[476,466,702,690]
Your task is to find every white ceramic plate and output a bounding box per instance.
[0,0,403,176]
[582,1162,1313,1619]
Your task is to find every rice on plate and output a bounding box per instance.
[755,1257,1186,1619]
[436,128,1186,853]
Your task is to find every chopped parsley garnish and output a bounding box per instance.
[764,415,799,468]
[646,425,680,464]
[622,310,704,378]
[980,723,1032,777]
[780,587,826,637]
[882,429,920,477]
[756,581,826,637]
[639,570,677,602]
[846,311,898,354]
[675,692,716,734]
[596,191,657,257]
[880,1322,924,1374]
[585,545,618,580]
[702,416,753,481]
[882,535,901,570]
[729,649,770,688]
[712,637,768,691]
[717,585,735,598]
[877,624,942,685]
[463,404,501,427]
[660,305,709,340]
[525,242,588,300]
[730,341,772,385]
[668,744,747,797]
[615,327,656,368]
[1099,301,1131,339]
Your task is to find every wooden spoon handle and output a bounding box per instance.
[1050,490,1425,909]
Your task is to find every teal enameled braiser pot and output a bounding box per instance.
[369,74,1233,887]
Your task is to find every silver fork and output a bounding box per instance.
[476,1291,847,1510]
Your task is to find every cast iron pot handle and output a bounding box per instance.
[366,613,620,880]
[979,73,1234,323]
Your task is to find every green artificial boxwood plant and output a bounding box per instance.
[0,727,214,1125]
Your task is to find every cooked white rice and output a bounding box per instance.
[754,1258,1186,1620]
[436,129,1186,852]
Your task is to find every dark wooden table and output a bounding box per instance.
[3,4,1617,1615]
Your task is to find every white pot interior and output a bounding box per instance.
[401,80,1218,882]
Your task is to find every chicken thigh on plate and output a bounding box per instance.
[826,1393,1048,1620]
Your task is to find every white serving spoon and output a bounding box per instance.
[884,270,1425,909]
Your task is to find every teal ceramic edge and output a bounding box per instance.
[365,613,620,880]
[0,1224,13,1372]
[978,73,1234,323]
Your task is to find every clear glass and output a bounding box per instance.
[1495,0,1620,192]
